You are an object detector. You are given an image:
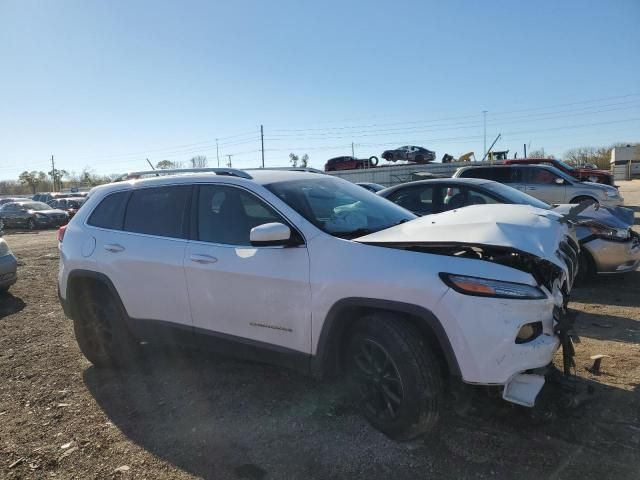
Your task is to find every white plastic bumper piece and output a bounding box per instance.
[502,373,546,407]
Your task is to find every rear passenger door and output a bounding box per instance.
[184,183,311,353]
[87,186,193,329]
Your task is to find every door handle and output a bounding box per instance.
[189,254,218,264]
[104,243,125,253]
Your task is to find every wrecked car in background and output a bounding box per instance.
[381,145,436,163]
[378,178,640,282]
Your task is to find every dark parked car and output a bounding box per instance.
[0,197,25,206]
[48,197,86,219]
[381,145,436,163]
[324,156,379,171]
[356,182,386,193]
[0,201,68,230]
[33,192,83,204]
[502,158,614,186]
[378,178,639,282]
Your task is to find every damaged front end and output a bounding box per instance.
[355,204,582,407]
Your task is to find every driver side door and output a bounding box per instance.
[184,183,312,354]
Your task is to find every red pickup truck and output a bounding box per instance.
[502,158,614,186]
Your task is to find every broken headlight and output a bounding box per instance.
[439,273,547,300]
[581,221,630,241]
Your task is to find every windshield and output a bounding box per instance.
[481,182,551,209]
[265,177,415,238]
[21,202,51,211]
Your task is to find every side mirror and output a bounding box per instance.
[250,222,292,247]
[555,178,565,185]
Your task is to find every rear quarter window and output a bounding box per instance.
[87,191,130,230]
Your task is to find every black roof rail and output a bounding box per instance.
[122,167,253,180]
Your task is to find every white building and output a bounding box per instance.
[610,145,640,181]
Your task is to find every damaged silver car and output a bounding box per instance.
[378,177,639,282]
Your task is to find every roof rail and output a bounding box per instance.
[245,167,326,175]
[122,167,253,180]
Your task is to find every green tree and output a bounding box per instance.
[289,153,309,168]
[48,168,68,191]
[156,160,183,169]
[18,171,47,194]
[563,143,632,169]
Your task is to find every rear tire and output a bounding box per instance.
[345,313,443,440]
[72,284,140,369]
[0,218,4,230]
[570,196,597,205]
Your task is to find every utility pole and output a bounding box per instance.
[351,142,355,158]
[523,143,527,158]
[146,158,155,170]
[227,154,233,168]
[216,138,220,168]
[50,155,56,192]
[260,125,265,168]
[482,111,487,161]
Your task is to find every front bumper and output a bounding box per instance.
[599,196,624,207]
[584,231,640,274]
[436,287,562,386]
[0,253,18,289]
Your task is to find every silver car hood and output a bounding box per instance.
[355,204,571,270]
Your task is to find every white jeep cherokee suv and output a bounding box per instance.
[58,168,578,440]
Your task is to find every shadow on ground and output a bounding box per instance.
[572,270,640,308]
[83,347,640,480]
[0,292,25,319]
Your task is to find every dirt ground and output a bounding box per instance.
[1,182,639,479]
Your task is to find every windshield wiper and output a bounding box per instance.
[333,228,375,239]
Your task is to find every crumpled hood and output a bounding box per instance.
[355,204,570,270]
[551,203,634,228]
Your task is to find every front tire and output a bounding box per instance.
[575,248,595,285]
[27,218,35,230]
[345,314,443,440]
[72,284,140,368]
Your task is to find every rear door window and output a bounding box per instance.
[123,186,191,238]
[387,185,440,215]
[460,167,511,183]
[526,167,561,184]
[87,191,130,230]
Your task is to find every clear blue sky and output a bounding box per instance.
[1,0,638,179]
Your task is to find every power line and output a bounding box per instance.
[268,93,640,132]
[265,101,640,140]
